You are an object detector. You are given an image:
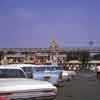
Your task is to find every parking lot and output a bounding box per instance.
[55,71,100,100]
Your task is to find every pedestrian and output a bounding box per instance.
[96,65,100,79]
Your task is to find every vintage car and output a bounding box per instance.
[50,66,74,81]
[0,66,57,100]
[9,64,64,86]
[62,70,72,81]
[66,70,77,77]
[32,64,64,86]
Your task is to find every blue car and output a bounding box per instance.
[32,65,64,86]
[12,64,64,86]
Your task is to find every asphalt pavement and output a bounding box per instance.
[55,71,100,100]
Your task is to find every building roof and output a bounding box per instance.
[88,60,100,64]
[68,60,81,64]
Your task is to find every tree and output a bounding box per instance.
[79,51,90,69]
[92,54,100,60]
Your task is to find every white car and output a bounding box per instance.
[0,65,57,100]
[67,70,77,77]
[62,70,72,81]
[62,70,77,80]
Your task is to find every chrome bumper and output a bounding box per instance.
[3,91,57,100]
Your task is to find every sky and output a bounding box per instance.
[0,0,100,48]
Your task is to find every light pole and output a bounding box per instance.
[89,40,94,60]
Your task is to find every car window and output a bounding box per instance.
[0,69,25,78]
[46,67,54,71]
[22,67,32,72]
[33,67,45,72]
[21,67,33,78]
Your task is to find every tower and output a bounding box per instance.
[49,37,59,65]
[50,38,59,49]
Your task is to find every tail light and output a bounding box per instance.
[0,97,8,100]
[0,93,14,100]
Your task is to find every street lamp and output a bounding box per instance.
[89,41,94,48]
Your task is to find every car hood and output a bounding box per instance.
[0,78,56,93]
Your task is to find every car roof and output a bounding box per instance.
[5,64,60,68]
[0,65,24,70]
[4,64,34,67]
[20,64,59,67]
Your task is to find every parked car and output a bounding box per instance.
[31,64,64,86]
[0,65,57,100]
[62,70,72,81]
[66,70,77,77]
[9,64,64,86]
[50,66,72,81]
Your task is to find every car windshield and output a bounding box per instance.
[0,69,25,78]
[32,66,63,72]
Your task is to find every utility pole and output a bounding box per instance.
[89,41,94,60]
[89,41,94,48]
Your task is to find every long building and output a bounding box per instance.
[0,40,100,70]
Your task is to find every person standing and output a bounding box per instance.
[96,65,100,79]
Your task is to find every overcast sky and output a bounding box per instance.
[0,0,99,48]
